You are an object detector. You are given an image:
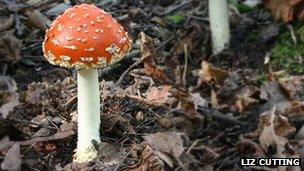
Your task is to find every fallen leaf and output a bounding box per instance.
[199,61,229,86]
[127,145,164,171]
[94,142,122,169]
[189,144,220,164]
[140,32,169,84]
[0,15,14,33]
[264,0,303,22]
[145,85,172,105]
[1,143,21,171]
[26,82,49,105]
[279,75,304,99]
[101,113,135,135]
[60,121,76,132]
[237,138,265,158]
[26,9,51,31]
[235,86,259,112]
[257,107,291,154]
[190,93,208,110]
[30,114,49,128]
[0,76,19,119]
[46,3,73,16]
[259,81,291,113]
[143,132,184,159]
[0,136,11,151]
[171,88,207,112]
[0,31,22,62]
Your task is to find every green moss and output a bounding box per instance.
[271,26,304,74]
[246,31,260,42]
[166,13,185,26]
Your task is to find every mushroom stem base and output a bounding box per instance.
[74,146,97,163]
[74,68,100,163]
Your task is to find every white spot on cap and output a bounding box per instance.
[47,51,56,60]
[99,10,106,14]
[84,14,89,18]
[72,61,86,70]
[83,30,89,34]
[65,37,73,41]
[77,27,81,32]
[60,55,71,61]
[81,38,87,43]
[80,57,94,62]
[90,21,95,25]
[95,29,104,33]
[57,24,64,32]
[68,26,73,30]
[64,45,78,51]
[84,47,95,52]
[96,16,102,22]
[97,57,107,67]
[51,39,60,46]
[119,37,127,43]
[106,44,120,55]
[69,13,76,19]
[93,36,97,40]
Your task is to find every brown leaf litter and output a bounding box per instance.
[264,0,304,22]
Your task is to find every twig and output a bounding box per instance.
[156,35,175,51]
[183,44,188,88]
[157,0,193,16]
[11,118,58,130]
[117,58,142,86]
[0,131,74,151]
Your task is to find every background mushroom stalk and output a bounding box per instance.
[75,68,100,162]
[209,0,230,54]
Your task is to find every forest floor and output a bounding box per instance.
[0,0,304,170]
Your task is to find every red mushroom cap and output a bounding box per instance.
[42,4,132,69]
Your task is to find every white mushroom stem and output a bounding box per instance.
[74,68,100,163]
[209,0,230,54]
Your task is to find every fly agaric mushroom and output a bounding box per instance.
[42,4,131,163]
[209,0,230,54]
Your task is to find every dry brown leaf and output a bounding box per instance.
[170,88,207,112]
[127,145,164,171]
[101,113,135,135]
[143,132,184,159]
[257,107,294,154]
[26,82,50,105]
[264,0,304,22]
[0,31,21,62]
[140,32,169,84]
[25,9,51,31]
[237,138,265,158]
[0,77,19,119]
[0,15,14,33]
[1,143,21,171]
[0,136,11,152]
[259,81,291,113]
[235,87,259,112]
[142,131,186,168]
[199,61,229,86]
[145,85,172,105]
[279,76,304,99]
